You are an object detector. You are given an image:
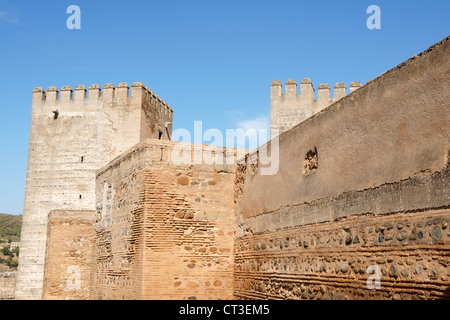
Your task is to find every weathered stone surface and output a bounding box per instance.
[431,227,442,241]
[17,36,450,301]
[0,272,16,300]
[18,82,174,300]
[409,227,418,240]
[396,232,408,241]
[389,265,399,278]
[93,140,241,300]
[401,269,410,277]
[345,234,353,245]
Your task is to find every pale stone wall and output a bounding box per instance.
[94,140,244,300]
[0,272,16,300]
[235,36,450,300]
[270,79,361,137]
[17,82,173,299]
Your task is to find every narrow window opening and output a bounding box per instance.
[81,156,84,162]
[53,110,59,120]
[158,130,163,140]
[79,194,82,199]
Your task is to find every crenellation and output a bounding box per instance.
[60,86,73,102]
[238,36,450,300]
[270,80,282,100]
[16,36,450,301]
[333,82,346,101]
[16,81,174,299]
[130,82,145,101]
[88,84,101,104]
[299,78,314,110]
[350,81,362,93]
[102,83,115,101]
[270,78,359,137]
[74,85,87,103]
[29,83,172,111]
[115,82,129,101]
[317,83,330,114]
[32,87,45,106]
[45,87,59,102]
[285,79,297,96]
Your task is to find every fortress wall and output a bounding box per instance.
[0,273,16,300]
[94,140,243,300]
[235,36,450,299]
[17,83,172,299]
[135,82,174,141]
[42,210,96,300]
[94,144,148,300]
[270,79,361,137]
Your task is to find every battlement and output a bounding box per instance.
[271,78,361,109]
[270,78,361,137]
[32,82,173,117]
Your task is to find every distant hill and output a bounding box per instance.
[0,213,22,243]
[0,214,21,271]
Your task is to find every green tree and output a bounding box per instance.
[6,257,18,269]
[12,246,19,257]
[1,245,11,256]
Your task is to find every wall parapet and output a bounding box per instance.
[270,78,361,137]
[31,82,173,115]
[96,139,248,177]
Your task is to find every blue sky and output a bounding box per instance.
[0,0,448,215]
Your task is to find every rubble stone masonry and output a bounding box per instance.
[17,36,450,300]
[235,36,450,300]
[94,140,243,299]
[17,82,172,299]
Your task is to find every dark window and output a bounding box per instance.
[303,147,318,175]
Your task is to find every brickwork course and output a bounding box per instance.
[15,35,450,300]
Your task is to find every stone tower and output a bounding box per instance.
[16,82,173,299]
[270,78,361,137]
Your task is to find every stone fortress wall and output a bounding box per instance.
[93,140,244,300]
[16,82,173,299]
[15,36,450,300]
[0,273,16,300]
[235,36,450,300]
[270,78,361,137]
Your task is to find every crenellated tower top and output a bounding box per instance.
[270,78,362,137]
[32,82,173,117]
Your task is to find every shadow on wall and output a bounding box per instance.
[442,287,450,300]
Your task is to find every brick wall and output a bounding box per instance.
[94,140,242,300]
[234,37,450,300]
[18,82,172,299]
[234,167,450,299]
[43,210,96,300]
